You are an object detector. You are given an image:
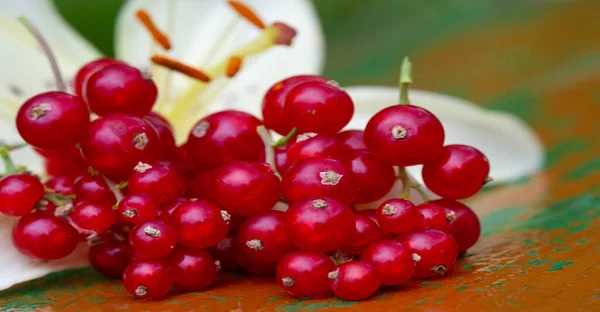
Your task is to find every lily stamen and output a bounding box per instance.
[151,55,212,82]
[136,9,172,50]
[227,0,266,29]
[226,56,243,77]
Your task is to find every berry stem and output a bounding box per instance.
[0,143,28,175]
[43,193,74,208]
[103,176,125,202]
[18,17,67,92]
[256,125,281,179]
[396,166,430,202]
[398,56,412,104]
[272,127,298,147]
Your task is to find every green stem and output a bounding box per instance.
[1,152,17,175]
[412,184,431,202]
[399,56,412,104]
[272,127,298,147]
[44,193,68,207]
[397,167,411,200]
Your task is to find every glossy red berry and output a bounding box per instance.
[117,193,158,225]
[12,212,78,260]
[73,58,122,97]
[16,91,90,149]
[361,240,415,285]
[328,261,380,301]
[336,130,366,151]
[81,114,159,178]
[45,176,76,196]
[128,161,184,205]
[129,220,176,258]
[422,144,490,199]
[123,258,173,300]
[433,199,481,252]
[275,143,291,173]
[262,75,327,135]
[284,197,354,252]
[168,246,218,291]
[156,197,190,224]
[171,201,229,248]
[209,235,240,272]
[341,214,382,255]
[348,150,395,204]
[85,63,157,116]
[357,209,394,239]
[70,201,117,233]
[144,115,176,161]
[74,174,116,206]
[36,146,88,178]
[376,198,423,234]
[88,237,134,278]
[364,105,444,166]
[276,251,335,299]
[282,157,356,205]
[284,81,354,135]
[286,135,348,167]
[187,110,265,168]
[415,201,455,232]
[398,228,459,278]
[212,161,281,216]
[0,174,44,216]
[236,211,295,262]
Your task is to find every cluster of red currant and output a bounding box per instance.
[0,52,487,301]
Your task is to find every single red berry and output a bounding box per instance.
[36,146,88,178]
[73,58,122,97]
[276,251,335,299]
[88,236,134,278]
[45,176,76,196]
[186,169,216,200]
[0,174,45,216]
[348,150,395,204]
[16,91,90,149]
[398,228,459,278]
[286,135,348,167]
[361,240,415,285]
[129,220,177,258]
[145,115,176,161]
[281,157,356,205]
[123,258,173,300]
[128,161,184,205]
[422,144,490,199]
[376,198,423,234]
[415,201,456,232]
[236,211,295,262]
[167,246,218,291]
[357,209,394,239]
[212,161,281,216]
[156,197,190,224]
[187,110,265,168]
[284,81,354,135]
[117,193,158,225]
[284,197,354,252]
[70,201,117,233]
[262,75,328,135]
[432,199,481,252]
[145,112,171,129]
[12,211,78,260]
[275,143,291,173]
[336,130,366,151]
[364,105,445,166]
[74,174,116,206]
[81,114,159,178]
[328,261,380,301]
[340,214,382,255]
[234,251,278,275]
[209,235,240,272]
[85,63,157,116]
[171,201,229,248]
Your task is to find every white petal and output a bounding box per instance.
[345,86,544,184]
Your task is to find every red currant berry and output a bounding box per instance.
[74,174,116,206]
[73,58,122,97]
[276,251,335,299]
[364,105,444,166]
[128,161,184,205]
[348,150,395,204]
[156,197,190,224]
[0,174,44,216]
[146,112,171,128]
[328,261,380,301]
[286,135,348,167]
[36,146,88,178]
[236,211,295,262]
[213,161,281,216]
[45,176,76,196]
[433,199,481,252]
[275,144,291,173]
[129,220,176,258]
[376,198,423,234]
[12,211,78,260]
[209,235,240,272]
[284,197,354,252]
[187,110,265,168]
[422,144,490,199]
[117,193,158,225]
[234,250,278,275]
[415,201,456,232]
[70,201,117,233]
[88,237,134,278]
[171,201,229,248]
[145,115,176,161]
[340,214,382,255]
[284,81,354,135]
[282,157,356,205]
[262,75,327,135]
[16,91,90,149]
[81,114,159,178]
[123,258,173,300]
[85,63,157,116]
[357,209,394,239]
[168,246,218,291]
[336,130,366,151]
[398,228,459,278]
[361,240,415,285]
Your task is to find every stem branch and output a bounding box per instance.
[256,126,281,179]
[272,127,298,147]
[399,56,412,104]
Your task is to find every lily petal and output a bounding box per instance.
[345,86,544,184]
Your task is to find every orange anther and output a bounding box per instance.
[226,56,243,77]
[136,9,172,50]
[227,0,266,29]
[151,55,211,82]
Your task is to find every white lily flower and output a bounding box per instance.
[0,0,543,291]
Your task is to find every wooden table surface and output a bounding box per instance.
[2,0,600,311]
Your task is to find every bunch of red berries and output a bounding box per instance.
[0,56,487,301]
